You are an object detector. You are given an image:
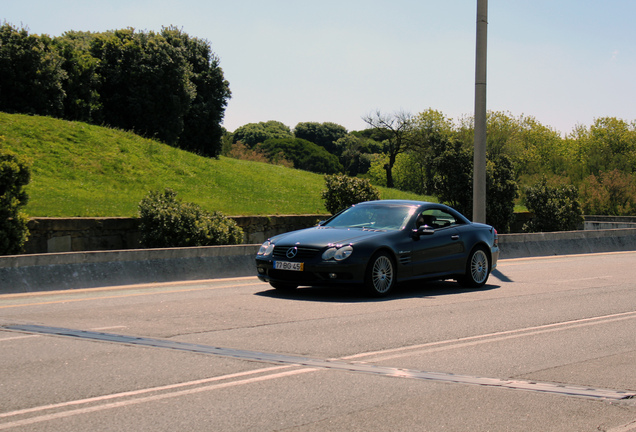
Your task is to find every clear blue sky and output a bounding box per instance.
[3,1,636,135]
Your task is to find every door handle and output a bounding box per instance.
[451,235,460,240]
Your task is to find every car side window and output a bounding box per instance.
[415,209,458,230]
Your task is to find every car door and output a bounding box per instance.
[409,209,466,276]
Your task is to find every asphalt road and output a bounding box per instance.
[1,252,635,431]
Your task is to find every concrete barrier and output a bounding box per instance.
[2,228,636,294]
[498,228,636,259]
[0,245,260,294]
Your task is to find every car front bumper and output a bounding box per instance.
[255,256,367,287]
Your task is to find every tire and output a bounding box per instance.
[458,247,490,288]
[270,281,298,291]
[364,252,396,297]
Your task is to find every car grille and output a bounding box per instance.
[272,246,320,260]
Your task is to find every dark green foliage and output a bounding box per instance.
[426,138,473,217]
[259,138,343,174]
[138,188,243,248]
[0,24,66,117]
[90,28,196,145]
[486,154,518,233]
[334,134,382,176]
[0,24,230,157]
[54,31,101,121]
[293,122,348,154]
[160,27,231,157]
[0,141,31,254]
[232,121,292,148]
[424,137,518,227]
[523,177,583,232]
[321,174,380,215]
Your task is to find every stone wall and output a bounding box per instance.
[24,215,326,254]
[23,214,635,255]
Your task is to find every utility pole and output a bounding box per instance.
[473,0,488,223]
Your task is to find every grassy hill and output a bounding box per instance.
[1,112,432,217]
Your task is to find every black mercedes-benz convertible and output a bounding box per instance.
[255,200,499,296]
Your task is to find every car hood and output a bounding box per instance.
[270,227,387,248]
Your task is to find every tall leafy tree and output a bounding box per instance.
[161,26,231,157]
[54,30,101,122]
[362,110,415,188]
[90,28,196,145]
[486,154,518,232]
[0,23,66,117]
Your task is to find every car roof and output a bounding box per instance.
[356,200,435,207]
[354,200,471,223]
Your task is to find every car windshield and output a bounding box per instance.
[324,204,417,231]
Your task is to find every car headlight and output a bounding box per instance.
[257,240,275,256]
[322,245,353,261]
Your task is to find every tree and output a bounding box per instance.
[293,122,348,154]
[0,23,66,117]
[334,134,380,176]
[0,140,31,255]
[426,137,473,216]
[232,121,292,148]
[523,177,583,232]
[54,30,101,122]
[362,110,415,188]
[162,26,231,157]
[579,169,636,216]
[486,154,518,233]
[572,117,636,177]
[90,28,196,145]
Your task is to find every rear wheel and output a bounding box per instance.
[458,247,490,288]
[364,252,395,297]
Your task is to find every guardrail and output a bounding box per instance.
[2,228,636,294]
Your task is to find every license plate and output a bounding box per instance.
[274,261,304,271]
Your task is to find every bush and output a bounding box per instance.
[259,138,343,174]
[138,188,243,248]
[321,174,380,215]
[523,177,583,232]
[0,141,31,255]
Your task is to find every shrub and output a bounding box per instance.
[0,141,31,255]
[259,138,343,174]
[321,174,380,215]
[523,177,583,232]
[138,188,243,248]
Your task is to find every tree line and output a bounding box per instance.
[225,111,636,231]
[3,22,635,233]
[0,23,230,157]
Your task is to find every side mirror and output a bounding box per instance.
[412,226,435,239]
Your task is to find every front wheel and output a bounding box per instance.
[364,252,396,297]
[458,247,490,288]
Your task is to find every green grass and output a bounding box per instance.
[1,112,434,217]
